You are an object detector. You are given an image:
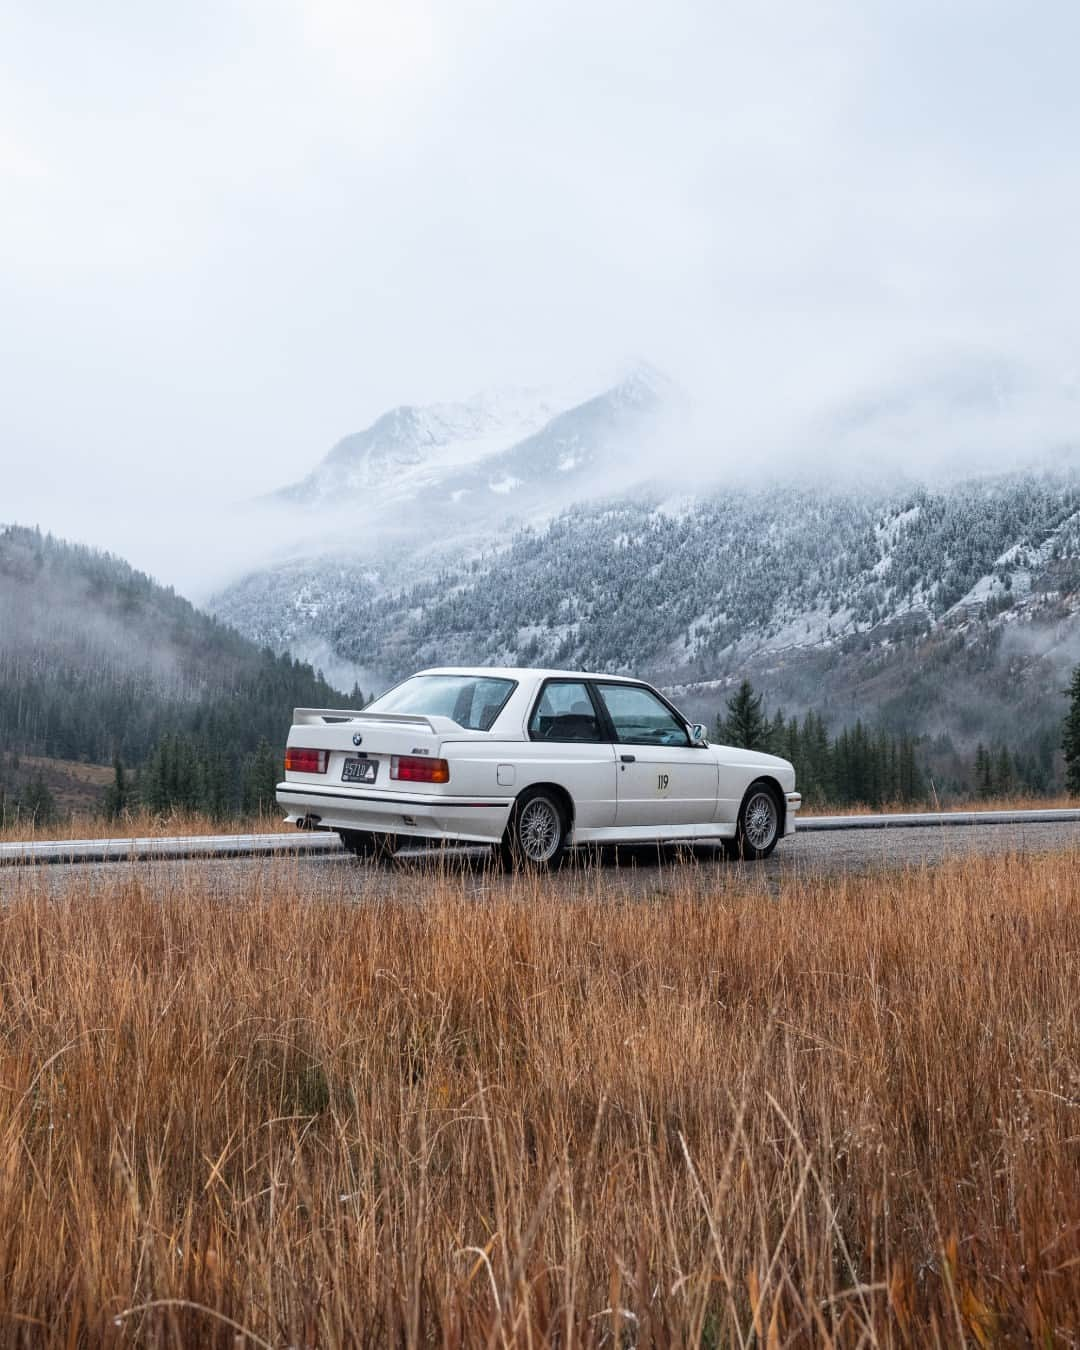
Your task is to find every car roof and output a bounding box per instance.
[414,666,642,685]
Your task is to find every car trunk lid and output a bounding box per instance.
[285,708,469,792]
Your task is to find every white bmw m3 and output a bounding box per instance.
[278,667,800,867]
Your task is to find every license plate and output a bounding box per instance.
[341,757,377,784]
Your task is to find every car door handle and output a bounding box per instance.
[620,754,636,763]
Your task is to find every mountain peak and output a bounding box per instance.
[612,359,676,407]
[279,387,558,505]
[273,368,673,512]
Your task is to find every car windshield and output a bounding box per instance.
[366,674,516,731]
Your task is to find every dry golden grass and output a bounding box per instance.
[832,794,1078,816]
[0,849,1077,1346]
[0,808,285,844]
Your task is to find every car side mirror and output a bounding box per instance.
[689,723,709,747]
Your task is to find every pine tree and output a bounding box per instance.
[103,755,130,820]
[142,733,207,815]
[1064,665,1080,796]
[899,736,924,803]
[780,715,801,771]
[203,749,231,820]
[884,736,898,803]
[871,728,890,806]
[974,744,993,799]
[242,739,279,817]
[720,679,769,750]
[766,708,788,756]
[802,711,833,804]
[141,737,166,814]
[21,775,56,826]
[992,744,1013,797]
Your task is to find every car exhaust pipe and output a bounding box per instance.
[296,814,323,831]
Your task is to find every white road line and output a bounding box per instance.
[1,809,1077,867]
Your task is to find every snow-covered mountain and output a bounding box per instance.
[273,365,673,520]
[277,388,559,507]
[208,352,1080,757]
[213,466,1080,750]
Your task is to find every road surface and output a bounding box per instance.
[2,816,1077,903]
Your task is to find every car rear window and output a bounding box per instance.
[366,675,516,731]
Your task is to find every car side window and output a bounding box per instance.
[528,681,605,742]
[595,683,690,747]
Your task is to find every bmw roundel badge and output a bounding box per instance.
[352,733,363,746]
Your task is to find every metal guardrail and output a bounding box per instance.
[797,808,1080,832]
[0,809,1077,868]
[0,832,343,868]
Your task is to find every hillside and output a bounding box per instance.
[213,470,1080,761]
[0,525,344,781]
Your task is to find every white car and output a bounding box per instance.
[278,667,800,867]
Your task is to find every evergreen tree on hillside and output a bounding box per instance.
[704,695,930,809]
[103,755,131,820]
[21,775,56,826]
[0,525,344,774]
[242,740,279,816]
[200,746,233,820]
[798,712,834,803]
[719,680,769,750]
[1065,665,1080,795]
[974,744,993,798]
[766,708,788,756]
[992,744,1014,797]
[898,736,924,802]
[142,734,206,815]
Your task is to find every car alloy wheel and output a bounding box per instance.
[504,789,568,869]
[726,783,781,862]
[743,791,778,852]
[518,797,561,862]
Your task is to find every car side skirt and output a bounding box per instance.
[572,822,737,844]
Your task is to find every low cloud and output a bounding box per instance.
[2,1,1079,593]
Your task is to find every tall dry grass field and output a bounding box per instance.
[0,850,1077,1346]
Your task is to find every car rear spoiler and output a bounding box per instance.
[292,708,463,734]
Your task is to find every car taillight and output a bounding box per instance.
[285,747,329,774]
[391,755,450,784]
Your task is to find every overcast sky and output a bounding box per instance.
[2,0,1079,591]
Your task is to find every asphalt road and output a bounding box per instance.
[3,819,1077,904]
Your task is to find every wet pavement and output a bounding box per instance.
[3,819,1077,905]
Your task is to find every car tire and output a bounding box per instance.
[500,788,569,871]
[724,782,782,862]
[338,829,399,862]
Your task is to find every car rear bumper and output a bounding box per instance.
[276,781,512,844]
